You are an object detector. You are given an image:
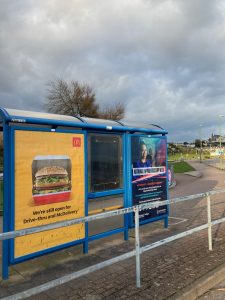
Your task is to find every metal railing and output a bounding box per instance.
[2,188,225,300]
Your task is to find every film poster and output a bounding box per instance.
[131,136,168,223]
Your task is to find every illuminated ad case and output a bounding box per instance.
[131,136,168,223]
[13,130,85,260]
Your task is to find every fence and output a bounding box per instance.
[1,188,225,300]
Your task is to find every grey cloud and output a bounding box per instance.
[1,0,225,141]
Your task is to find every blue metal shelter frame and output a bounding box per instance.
[0,108,168,279]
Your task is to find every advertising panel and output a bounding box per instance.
[14,130,85,259]
[131,136,168,223]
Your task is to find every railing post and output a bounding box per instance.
[207,193,213,251]
[134,206,141,288]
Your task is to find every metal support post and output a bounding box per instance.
[207,194,213,251]
[164,216,168,228]
[134,206,141,288]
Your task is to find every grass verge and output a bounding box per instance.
[173,161,195,173]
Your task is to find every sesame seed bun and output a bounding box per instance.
[35,166,68,177]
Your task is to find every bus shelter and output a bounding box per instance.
[0,107,168,279]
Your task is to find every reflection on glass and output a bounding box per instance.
[88,134,123,192]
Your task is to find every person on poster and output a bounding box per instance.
[154,139,167,167]
[133,141,152,179]
[135,141,152,168]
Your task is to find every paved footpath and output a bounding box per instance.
[2,162,225,299]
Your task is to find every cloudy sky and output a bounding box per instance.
[1,0,225,141]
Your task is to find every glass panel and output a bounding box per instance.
[88,195,124,236]
[89,215,123,236]
[120,119,163,130]
[88,133,123,192]
[5,109,82,123]
[88,195,123,213]
[82,117,120,126]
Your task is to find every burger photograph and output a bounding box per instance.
[32,155,72,205]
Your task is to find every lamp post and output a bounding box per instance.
[199,124,202,163]
[219,114,224,169]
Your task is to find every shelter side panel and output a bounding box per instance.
[14,130,85,259]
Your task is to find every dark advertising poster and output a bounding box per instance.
[131,136,168,223]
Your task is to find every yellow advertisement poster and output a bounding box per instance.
[14,130,85,258]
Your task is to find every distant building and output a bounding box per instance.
[208,133,225,146]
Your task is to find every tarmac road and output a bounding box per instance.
[168,161,225,229]
[171,161,225,198]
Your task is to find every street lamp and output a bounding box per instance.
[219,114,224,168]
[199,124,202,163]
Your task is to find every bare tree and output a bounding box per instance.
[46,78,125,120]
[46,79,99,117]
[99,102,125,121]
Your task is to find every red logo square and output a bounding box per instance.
[73,137,81,147]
